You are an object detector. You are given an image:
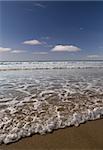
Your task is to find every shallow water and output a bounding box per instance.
[0,61,103,144]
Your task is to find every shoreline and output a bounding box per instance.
[1,119,103,150]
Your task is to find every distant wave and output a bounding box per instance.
[0,61,103,71]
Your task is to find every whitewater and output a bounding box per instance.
[0,61,103,144]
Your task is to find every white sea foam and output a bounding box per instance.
[0,62,103,144]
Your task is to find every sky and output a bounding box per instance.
[0,1,103,61]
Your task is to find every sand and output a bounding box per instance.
[0,119,103,150]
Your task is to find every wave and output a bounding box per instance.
[0,61,103,71]
[0,65,103,144]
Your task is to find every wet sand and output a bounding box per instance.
[0,119,103,150]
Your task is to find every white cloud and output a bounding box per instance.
[51,45,80,52]
[0,47,11,52]
[11,50,26,53]
[87,55,101,58]
[23,39,42,45]
[32,52,48,55]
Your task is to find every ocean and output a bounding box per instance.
[0,61,103,144]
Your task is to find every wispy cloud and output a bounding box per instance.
[0,47,27,54]
[44,44,53,48]
[32,52,48,55]
[79,27,84,31]
[23,39,42,45]
[87,55,101,58]
[11,50,26,54]
[51,45,80,52]
[34,3,46,8]
[25,8,33,12]
[99,46,103,49]
[41,36,51,40]
[0,47,11,52]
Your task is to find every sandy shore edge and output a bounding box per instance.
[0,119,103,150]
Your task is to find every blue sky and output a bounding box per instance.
[0,1,103,61]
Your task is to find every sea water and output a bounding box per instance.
[0,61,103,144]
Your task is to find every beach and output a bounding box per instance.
[1,1,103,149]
[0,119,103,150]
